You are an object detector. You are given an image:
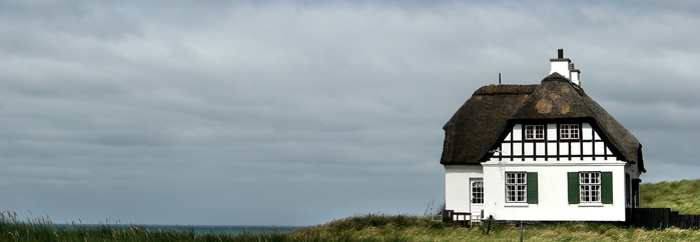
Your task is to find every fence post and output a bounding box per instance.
[484,215,493,235]
[520,221,523,242]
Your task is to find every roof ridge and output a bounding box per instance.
[473,84,539,95]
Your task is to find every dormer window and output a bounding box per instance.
[524,125,545,140]
[560,124,580,140]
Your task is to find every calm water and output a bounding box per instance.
[53,224,303,235]
[141,225,302,235]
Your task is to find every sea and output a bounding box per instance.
[53,224,303,235]
[140,225,303,235]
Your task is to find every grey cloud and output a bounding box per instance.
[0,0,697,226]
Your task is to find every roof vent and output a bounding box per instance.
[550,49,581,86]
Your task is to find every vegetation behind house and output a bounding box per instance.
[640,178,700,214]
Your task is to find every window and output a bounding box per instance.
[560,124,580,140]
[506,172,527,202]
[579,172,601,203]
[568,171,612,204]
[524,125,545,140]
[472,181,484,204]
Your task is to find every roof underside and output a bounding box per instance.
[440,73,645,172]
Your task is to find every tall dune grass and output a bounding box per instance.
[1,211,700,241]
[288,213,700,242]
[0,211,291,242]
[640,178,700,214]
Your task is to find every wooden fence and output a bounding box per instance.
[628,208,700,230]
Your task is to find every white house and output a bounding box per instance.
[441,49,645,223]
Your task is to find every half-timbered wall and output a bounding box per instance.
[444,122,643,222]
[490,123,616,162]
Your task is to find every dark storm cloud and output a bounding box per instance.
[0,0,698,225]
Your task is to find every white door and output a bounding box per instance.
[470,178,484,221]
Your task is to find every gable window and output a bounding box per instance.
[506,172,527,202]
[579,172,601,203]
[560,124,580,140]
[524,125,545,140]
[472,181,484,204]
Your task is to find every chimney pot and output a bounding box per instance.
[558,49,564,59]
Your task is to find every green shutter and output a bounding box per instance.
[527,172,538,204]
[568,172,580,204]
[602,172,613,204]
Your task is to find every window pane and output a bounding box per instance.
[580,185,589,202]
[506,172,527,202]
[525,125,544,140]
[592,186,600,201]
[506,185,515,202]
[579,172,602,203]
[472,181,484,204]
[560,124,580,140]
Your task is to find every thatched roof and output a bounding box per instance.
[441,73,645,172]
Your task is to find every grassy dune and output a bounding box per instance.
[640,178,700,214]
[286,214,700,241]
[0,178,698,241]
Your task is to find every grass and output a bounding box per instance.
[0,178,698,241]
[2,214,699,242]
[640,178,700,214]
[286,214,700,242]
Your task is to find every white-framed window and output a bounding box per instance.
[580,172,601,203]
[506,172,527,202]
[560,124,580,140]
[472,181,484,204]
[524,125,545,140]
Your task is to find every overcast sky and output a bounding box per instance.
[0,0,699,226]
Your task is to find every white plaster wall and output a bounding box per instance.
[513,124,522,140]
[582,123,593,140]
[550,60,571,80]
[445,165,483,213]
[547,124,557,140]
[571,71,580,85]
[482,160,627,221]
